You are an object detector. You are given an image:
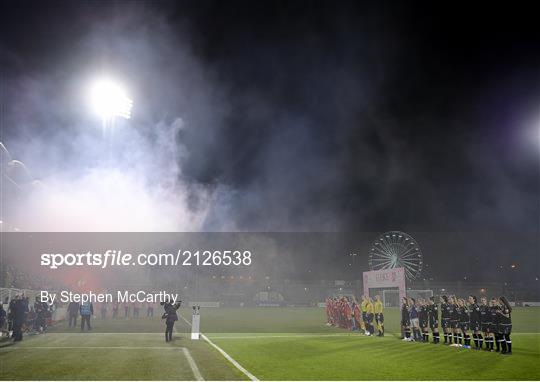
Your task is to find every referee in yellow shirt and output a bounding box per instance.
[365,297,375,336]
[360,296,368,334]
[374,295,384,336]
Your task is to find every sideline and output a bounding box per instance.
[207,333,365,339]
[0,345,182,349]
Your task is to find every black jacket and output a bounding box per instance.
[163,302,181,323]
[68,302,80,315]
[12,299,28,323]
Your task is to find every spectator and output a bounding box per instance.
[100,303,107,319]
[67,301,80,328]
[34,296,48,333]
[133,302,140,318]
[11,295,28,341]
[0,303,6,335]
[112,302,119,319]
[80,301,93,331]
[8,297,16,333]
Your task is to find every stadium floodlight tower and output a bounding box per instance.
[88,78,133,136]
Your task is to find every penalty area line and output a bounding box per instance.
[182,347,204,381]
[179,314,259,381]
[172,322,204,381]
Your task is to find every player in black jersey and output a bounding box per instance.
[453,298,462,345]
[458,298,471,348]
[449,296,461,346]
[428,296,440,343]
[479,297,491,350]
[374,295,384,337]
[489,298,501,352]
[452,297,463,346]
[418,298,429,342]
[468,295,482,350]
[498,296,512,355]
[400,297,411,340]
[440,295,452,344]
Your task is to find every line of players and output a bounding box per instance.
[325,295,385,336]
[401,295,513,355]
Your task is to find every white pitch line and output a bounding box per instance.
[207,332,540,340]
[37,332,172,335]
[0,346,180,350]
[206,334,363,339]
[37,331,540,335]
[179,314,259,381]
[171,319,204,381]
[505,333,540,335]
[209,332,540,337]
[201,333,259,382]
[182,347,204,381]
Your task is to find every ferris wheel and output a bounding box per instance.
[369,231,423,280]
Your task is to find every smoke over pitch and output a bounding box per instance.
[1,2,539,234]
[1,5,225,231]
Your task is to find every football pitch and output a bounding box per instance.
[1,307,539,380]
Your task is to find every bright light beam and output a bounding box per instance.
[89,78,133,120]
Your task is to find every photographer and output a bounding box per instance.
[161,299,181,342]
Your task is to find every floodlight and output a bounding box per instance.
[89,79,133,119]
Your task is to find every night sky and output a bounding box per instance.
[1,1,539,281]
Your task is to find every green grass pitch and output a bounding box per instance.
[1,307,539,380]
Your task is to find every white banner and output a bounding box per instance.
[363,267,406,302]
